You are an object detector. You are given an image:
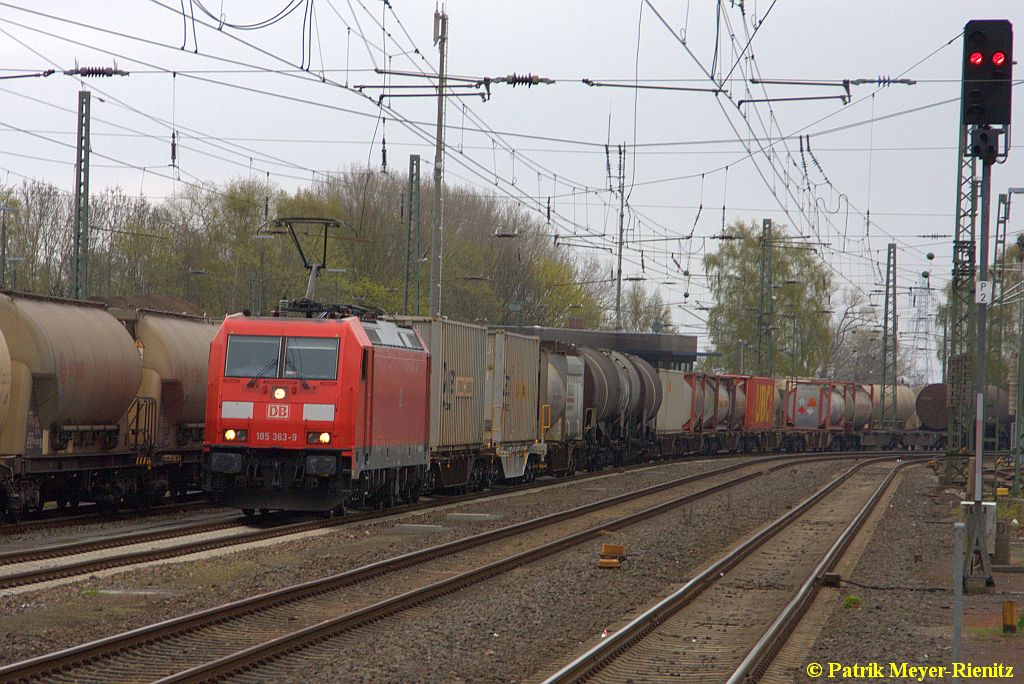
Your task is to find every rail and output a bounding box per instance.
[541,456,922,683]
[0,452,885,682]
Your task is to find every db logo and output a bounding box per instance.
[267,404,290,419]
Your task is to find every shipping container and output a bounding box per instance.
[774,379,787,425]
[700,375,733,429]
[786,382,826,430]
[850,385,872,429]
[827,390,846,427]
[655,369,691,434]
[732,380,747,429]
[743,376,776,430]
[390,317,487,452]
[485,331,540,446]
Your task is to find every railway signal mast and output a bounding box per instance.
[952,19,1013,590]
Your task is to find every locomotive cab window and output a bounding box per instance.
[225,335,282,378]
[284,337,340,380]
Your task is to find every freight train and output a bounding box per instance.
[0,292,217,522]
[203,308,1006,515]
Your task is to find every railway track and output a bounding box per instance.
[0,450,888,591]
[0,462,653,589]
[0,452,875,682]
[540,457,918,684]
[0,495,211,537]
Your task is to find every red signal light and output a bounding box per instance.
[969,51,984,66]
[992,51,1007,66]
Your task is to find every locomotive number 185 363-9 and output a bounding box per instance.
[256,432,299,443]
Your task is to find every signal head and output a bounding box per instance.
[961,19,1013,126]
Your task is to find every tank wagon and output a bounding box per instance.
[650,375,1000,454]
[573,345,662,470]
[530,341,584,476]
[0,292,216,521]
[911,383,1011,449]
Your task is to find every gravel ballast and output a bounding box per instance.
[794,466,960,680]
[1,455,773,665]
[224,460,860,683]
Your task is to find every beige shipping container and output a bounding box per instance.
[391,317,487,451]
[656,369,692,434]
[486,331,540,480]
[485,331,540,446]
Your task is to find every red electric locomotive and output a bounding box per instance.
[203,312,430,515]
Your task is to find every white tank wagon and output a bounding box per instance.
[0,333,12,439]
[577,345,623,431]
[607,351,642,430]
[532,344,584,476]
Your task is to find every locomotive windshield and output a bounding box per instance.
[284,337,340,380]
[224,334,339,380]
[225,335,282,378]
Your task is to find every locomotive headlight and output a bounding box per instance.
[272,387,287,400]
[223,429,247,442]
[307,431,331,445]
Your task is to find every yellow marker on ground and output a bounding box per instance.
[600,543,625,559]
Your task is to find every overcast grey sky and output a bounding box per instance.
[1,1,1022,377]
